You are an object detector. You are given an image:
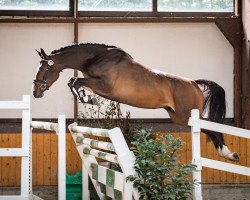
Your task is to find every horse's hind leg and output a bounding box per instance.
[166,108,239,161]
[202,129,239,161]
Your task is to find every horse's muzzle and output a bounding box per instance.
[33,91,44,98]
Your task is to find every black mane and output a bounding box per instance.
[50,43,118,55]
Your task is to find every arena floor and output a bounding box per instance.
[0,184,250,200]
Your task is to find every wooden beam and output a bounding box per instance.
[215,17,243,127]
[73,0,79,122]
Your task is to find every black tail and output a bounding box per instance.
[195,79,226,149]
[195,79,226,123]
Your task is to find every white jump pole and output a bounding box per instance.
[189,109,203,200]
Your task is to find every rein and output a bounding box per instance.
[33,59,54,91]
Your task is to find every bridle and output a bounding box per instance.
[33,59,54,91]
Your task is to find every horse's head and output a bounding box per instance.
[33,48,60,98]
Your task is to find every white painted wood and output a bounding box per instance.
[95,164,124,191]
[189,109,250,200]
[0,101,30,109]
[82,138,115,152]
[31,121,58,132]
[70,125,109,137]
[82,161,90,200]
[21,95,32,198]
[70,124,139,200]
[202,158,250,176]
[123,180,133,200]
[189,117,250,139]
[83,146,118,163]
[70,129,105,199]
[0,95,41,200]
[0,148,29,157]
[190,109,203,200]
[109,128,139,200]
[199,119,250,139]
[58,115,66,200]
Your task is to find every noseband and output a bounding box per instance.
[33,60,54,91]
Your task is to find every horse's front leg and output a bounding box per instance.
[68,77,98,105]
[68,77,81,99]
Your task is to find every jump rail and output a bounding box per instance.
[188,109,250,200]
[31,116,66,200]
[69,123,139,200]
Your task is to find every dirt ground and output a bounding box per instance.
[0,184,250,200]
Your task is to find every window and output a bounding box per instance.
[79,0,152,11]
[0,0,69,11]
[0,0,235,17]
[78,0,235,17]
[158,0,234,12]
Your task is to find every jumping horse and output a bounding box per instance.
[33,43,239,161]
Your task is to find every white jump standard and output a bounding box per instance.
[189,109,250,200]
[69,123,140,200]
[0,95,66,200]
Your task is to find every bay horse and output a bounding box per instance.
[33,43,239,161]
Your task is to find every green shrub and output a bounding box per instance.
[127,129,196,200]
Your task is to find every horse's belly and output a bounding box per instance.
[111,85,173,109]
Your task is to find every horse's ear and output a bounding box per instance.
[40,48,49,60]
[36,49,44,59]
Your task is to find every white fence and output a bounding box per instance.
[188,109,250,200]
[69,123,140,200]
[0,95,66,200]
[31,117,66,200]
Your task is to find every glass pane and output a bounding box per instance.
[158,0,234,12]
[79,0,152,11]
[0,0,69,10]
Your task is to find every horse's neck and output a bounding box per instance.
[55,47,98,71]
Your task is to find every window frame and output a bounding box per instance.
[78,0,235,18]
[0,0,74,17]
[0,0,236,18]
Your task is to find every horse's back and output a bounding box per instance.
[109,61,176,109]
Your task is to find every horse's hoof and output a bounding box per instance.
[91,97,99,106]
[232,152,239,161]
[227,152,239,162]
[68,77,78,88]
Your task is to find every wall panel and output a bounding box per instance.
[0,132,249,186]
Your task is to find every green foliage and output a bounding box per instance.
[127,129,196,200]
